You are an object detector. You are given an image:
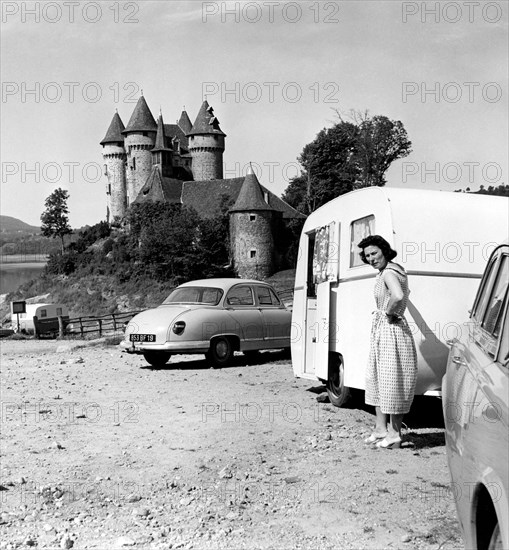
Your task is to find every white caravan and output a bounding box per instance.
[291,187,509,406]
[11,303,69,334]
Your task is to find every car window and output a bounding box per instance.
[473,256,500,322]
[268,288,282,306]
[482,255,508,338]
[256,286,281,306]
[498,303,509,366]
[163,287,223,305]
[226,285,254,306]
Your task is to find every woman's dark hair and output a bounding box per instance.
[357,235,397,264]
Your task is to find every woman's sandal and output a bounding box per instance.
[375,437,402,449]
[364,432,388,444]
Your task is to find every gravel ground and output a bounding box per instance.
[0,339,463,550]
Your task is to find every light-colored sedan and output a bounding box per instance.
[442,243,508,550]
[120,279,292,367]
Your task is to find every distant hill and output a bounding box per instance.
[0,216,40,234]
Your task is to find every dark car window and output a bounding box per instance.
[498,302,509,366]
[226,285,254,306]
[256,286,281,306]
[482,255,508,338]
[473,256,499,323]
[163,287,223,305]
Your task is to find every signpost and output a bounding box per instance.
[11,301,26,333]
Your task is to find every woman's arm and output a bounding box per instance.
[383,270,404,321]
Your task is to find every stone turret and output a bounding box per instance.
[122,95,157,205]
[152,112,173,178]
[187,101,225,180]
[100,111,127,221]
[229,167,276,279]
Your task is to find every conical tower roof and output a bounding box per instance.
[178,110,192,134]
[230,167,273,213]
[187,100,226,137]
[152,112,171,152]
[100,111,125,145]
[122,95,157,134]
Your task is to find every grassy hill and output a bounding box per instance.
[0,215,40,234]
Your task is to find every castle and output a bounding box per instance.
[100,95,304,279]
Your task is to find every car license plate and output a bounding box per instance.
[129,334,156,343]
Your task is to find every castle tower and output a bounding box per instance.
[187,100,225,180]
[229,167,276,279]
[151,112,173,178]
[100,111,127,222]
[122,95,157,205]
[178,110,192,134]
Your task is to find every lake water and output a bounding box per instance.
[0,263,46,294]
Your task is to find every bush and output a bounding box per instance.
[46,250,78,275]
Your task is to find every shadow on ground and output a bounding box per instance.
[140,349,291,371]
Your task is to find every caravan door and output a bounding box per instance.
[303,223,339,381]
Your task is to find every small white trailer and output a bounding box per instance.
[11,303,69,335]
[291,187,509,406]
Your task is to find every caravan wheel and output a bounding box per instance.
[326,353,351,407]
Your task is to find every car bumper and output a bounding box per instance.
[120,339,210,354]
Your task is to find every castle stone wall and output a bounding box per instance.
[230,211,274,279]
[125,133,155,203]
[189,135,224,180]
[102,143,127,220]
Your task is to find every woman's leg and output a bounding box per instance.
[387,413,404,438]
[375,406,388,434]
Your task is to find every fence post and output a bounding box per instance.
[98,319,102,337]
[112,314,117,332]
[58,315,65,338]
[79,318,84,337]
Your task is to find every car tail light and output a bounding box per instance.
[172,321,186,335]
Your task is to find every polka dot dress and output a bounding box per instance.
[365,263,417,414]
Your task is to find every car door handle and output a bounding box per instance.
[451,356,466,366]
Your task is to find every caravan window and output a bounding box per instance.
[350,215,375,267]
[40,309,47,318]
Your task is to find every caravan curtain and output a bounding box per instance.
[313,222,338,284]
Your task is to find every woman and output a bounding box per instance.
[358,235,417,449]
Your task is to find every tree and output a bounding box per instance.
[353,114,412,187]
[40,188,73,252]
[455,183,509,197]
[282,111,412,213]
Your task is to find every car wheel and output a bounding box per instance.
[207,337,234,367]
[326,353,351,407]
[143,352,171,368]
[488,523,503,550]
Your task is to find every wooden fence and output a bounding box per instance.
[33,311,141,339]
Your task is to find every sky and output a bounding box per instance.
[1,0,507,227]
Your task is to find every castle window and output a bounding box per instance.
[108,184,111,195]
[103,164,108,176]
[250,250,256,259]
[250,214,256,222]
[132,157,136,170]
